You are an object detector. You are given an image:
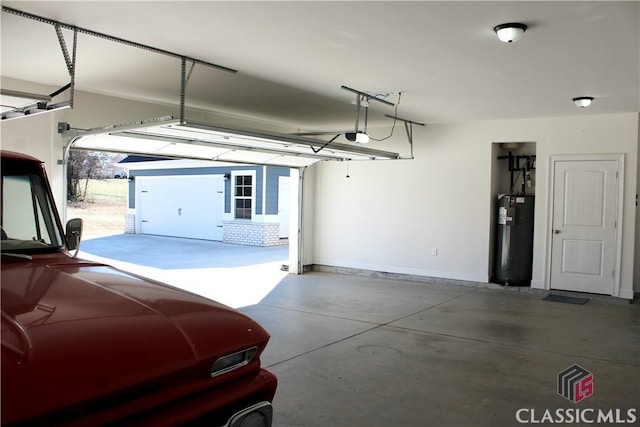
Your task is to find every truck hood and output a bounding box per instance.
[1,255,270,423]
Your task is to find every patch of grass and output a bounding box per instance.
[74,178,128,204]
[68,179,128,238]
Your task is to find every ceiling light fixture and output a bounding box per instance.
[572,97,594,108]
[493,23,528,43]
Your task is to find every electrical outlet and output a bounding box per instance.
[431,248,438,256]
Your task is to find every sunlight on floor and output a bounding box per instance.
[160,264,289,308]
[78,251,288,308]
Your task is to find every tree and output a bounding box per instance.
[67,151,102,202]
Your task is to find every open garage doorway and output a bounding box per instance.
[61,113,399,281]
[66,148,297,308]
[62,114,396,302]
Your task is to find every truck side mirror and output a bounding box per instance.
[66,218,83,256]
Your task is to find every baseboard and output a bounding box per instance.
[309,264,486,287]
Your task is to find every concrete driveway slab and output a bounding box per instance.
[78,234,289,308]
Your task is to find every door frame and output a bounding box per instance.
[277,175,290,239]
[545,154,625,297]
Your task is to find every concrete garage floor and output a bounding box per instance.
[246,273,639,427]
[79,235,639,426]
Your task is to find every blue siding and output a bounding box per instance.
[265,167,290,214]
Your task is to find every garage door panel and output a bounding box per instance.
[137,175,224,241]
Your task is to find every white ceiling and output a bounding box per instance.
[1,1,639,133]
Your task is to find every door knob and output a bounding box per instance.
[553,229,560,234]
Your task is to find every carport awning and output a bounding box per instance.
[70,116,400,167]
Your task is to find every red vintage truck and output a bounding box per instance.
[1,150,277,426]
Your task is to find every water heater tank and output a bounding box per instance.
[494,195,535,285]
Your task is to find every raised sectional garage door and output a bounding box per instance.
[71,117,401,168]
[137,175,224,240]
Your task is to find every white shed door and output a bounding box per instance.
[137,175,224,241]
[550,160,618,295]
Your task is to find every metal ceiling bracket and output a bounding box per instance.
[341,85,394,107]
[54,24,74,76]
[385,114,425,159]
[179,58,198,124]
[185,60,197,87]
[180,58,187,124]
[354,94,362,133]
[342,85,394,135]
[64,26,77,109]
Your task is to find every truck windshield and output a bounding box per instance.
[1,172,64,253]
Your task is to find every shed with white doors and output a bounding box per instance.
[120,156,290,246]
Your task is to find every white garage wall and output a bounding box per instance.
[309,113,639,298]
[311,123,493,283]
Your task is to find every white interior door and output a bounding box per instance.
[550,159,619,295]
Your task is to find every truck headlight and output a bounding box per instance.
[225,402,273,427]
[210,347,258,377]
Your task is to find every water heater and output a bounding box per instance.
[494,194,535,285]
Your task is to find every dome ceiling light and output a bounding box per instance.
[572,97,594,108]
[494,23,528,43]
